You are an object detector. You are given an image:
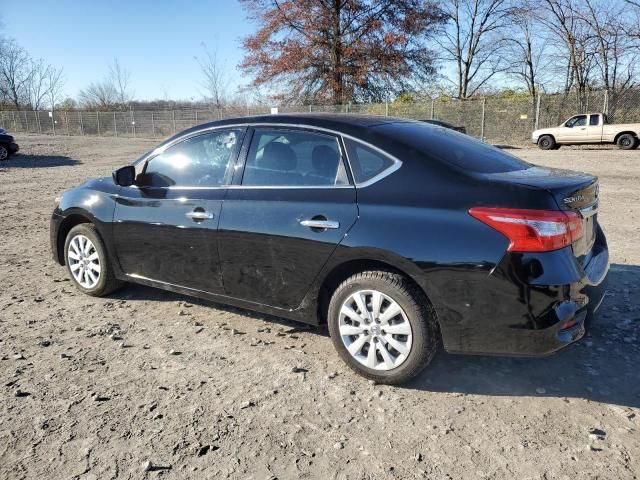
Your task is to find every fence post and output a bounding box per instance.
[36,111,42,133]
[114,112,118,137]
[131,110,136,138]
[535,94,541,130]
[51,111,55,135]
[172,110,176,133]
[430,99,435,119]
[151,112,155,138]
[12,111,16,131]
[96,111,100,135]
[65,111,70,135]
[24,111,29,132]
[480,98,486,141]
[79,111,84,136]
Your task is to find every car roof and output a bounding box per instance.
[163,113,417,144]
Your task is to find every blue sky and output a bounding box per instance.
[3,0,254,101]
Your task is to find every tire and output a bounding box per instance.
[538,135,556,150]
[0,144,9,161]
[616,133,638,150]
[552,144,562,150]
[327,270,438,385]
[64,224,122,297]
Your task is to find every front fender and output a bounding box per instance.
[51,179,120,268]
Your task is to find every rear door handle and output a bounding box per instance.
[186,210,214,221]
[300,219,340,229]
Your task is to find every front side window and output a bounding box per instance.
[565,115,587,128]
[139,129,240,187]
[242,129,349,186]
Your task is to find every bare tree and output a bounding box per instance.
[503,3,548,101]
[46,66,65,110]
[79,59,132,109]
[0,38,31,109]
[195,43,227,110]
[108,58,133,106]
[78,80,118,109]
[539,0,595,107]
[581,0,635,92]
[24,58,50,110]
[436,0,514,98]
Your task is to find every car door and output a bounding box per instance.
[585,114,603,142]
[217,127,358,309]
[112,128,244,293]
[561,115,589,142]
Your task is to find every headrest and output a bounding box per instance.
[261,142,297,171]
[312,145,340,176]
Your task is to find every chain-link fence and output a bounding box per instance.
[3,88,640,145]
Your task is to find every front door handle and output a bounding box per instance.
[300,219,340,230]
[186,210,214,221]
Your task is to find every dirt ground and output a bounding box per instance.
[1,134,639,480]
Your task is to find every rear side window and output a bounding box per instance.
[344,140,396,184]
[140,130,240,187]
[589,115,600,126]
[242,129,349,186]
[373,122,530,174]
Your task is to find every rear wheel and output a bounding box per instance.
[327,270,438,385]
[617,133,638,150]
[0,144,9,161]
[64,224,122,296]
[538,135,556,150]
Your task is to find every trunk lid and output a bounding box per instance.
[483,166,599,261]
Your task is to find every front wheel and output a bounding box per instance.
[327,271,438,385]
[617,133,638,150]
[0,144,9,161]
[538,135,556,150]
[64,224,122,296]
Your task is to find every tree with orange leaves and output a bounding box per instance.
[240,0,445,104]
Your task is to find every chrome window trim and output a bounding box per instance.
[240,126,351,188]
[151,121,402,189]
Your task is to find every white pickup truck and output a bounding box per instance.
[532,113,640,150]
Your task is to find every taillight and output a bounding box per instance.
[468,207,583,252]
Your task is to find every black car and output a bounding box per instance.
[421,118,466,134]
[50,114,608,384]
[0,129,19,160]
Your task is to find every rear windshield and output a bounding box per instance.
[375,122,531,174]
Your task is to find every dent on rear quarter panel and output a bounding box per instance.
[340,198,510,351]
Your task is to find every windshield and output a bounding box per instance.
[374,121,531,174]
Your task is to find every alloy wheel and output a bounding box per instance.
[0,146,8,160]
[338,289,413,370]
[67,234,101,289]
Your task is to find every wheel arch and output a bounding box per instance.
[537,133,556,144]
[56,211,96,265]
[316,256,439,330]
[614,131,638,143]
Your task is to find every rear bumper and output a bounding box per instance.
[443,226,609,356]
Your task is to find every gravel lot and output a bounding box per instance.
[1,134,639,479]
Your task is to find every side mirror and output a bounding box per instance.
[112,165,136,187]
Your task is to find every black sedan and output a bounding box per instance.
[421,118,466,134]
[50,114,609,384]
[0,129,19,160]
